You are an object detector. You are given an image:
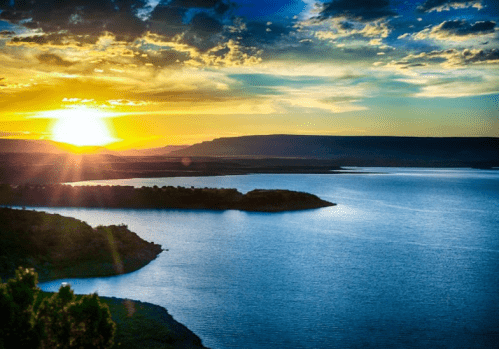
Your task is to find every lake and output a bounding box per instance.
[38,168,499,348]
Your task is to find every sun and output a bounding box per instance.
[49,107,117,147]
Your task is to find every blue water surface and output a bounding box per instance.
[38,168,499,348]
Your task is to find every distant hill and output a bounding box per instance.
[114,145,190,157]
[0,139,189,157]
[0,139,66,154]
[171,135,499,167]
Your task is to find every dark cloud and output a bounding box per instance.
[393,48,499,68]
[459,48,499,64]
[240,21,291,46]
[169,0,231,13]
[0,0,240,53]
[149,0,232,26]
[146,0,236,51]
[0,30,15,36]
[148,0,232,32]
[417,0,481,12]
[8,33,99,47]
[436,20,496,36]
[339,21,355,30]
[0,0,148,35]
[0,9,25,22]
[144,50,189,67]
[189,12,224,38]
[469,21,496,33]
[149,5,186,24]
[37,53,75,66]
[318,0,396,22]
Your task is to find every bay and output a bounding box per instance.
[38,168,499,348]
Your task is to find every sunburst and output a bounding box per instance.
[49,106,117,147]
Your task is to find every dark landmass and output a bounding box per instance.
[0,136,497,185]
[172,135,499,168]
[0,139,67,154]
[0,207,162,281]
[101,297,206,349]
[0,150,349,185]
[0,139,188,157]
[0,207,207,349]
[0,184,335,212]
[114,145,190,157]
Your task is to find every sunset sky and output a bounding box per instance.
[0,0,498,149]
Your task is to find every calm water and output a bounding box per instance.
[38,168,499,348]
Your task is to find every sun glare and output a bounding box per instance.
[49,107,117,147]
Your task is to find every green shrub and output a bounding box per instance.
[0,267,115,349]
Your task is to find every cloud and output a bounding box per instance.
[107,99,149,106]
[225,71,373,114]
[140,33,261,67]
[315,20,391,43]
[0,0,149,36]
[413,20,496,41]
[168,0,230,12]
[147,0,233,39]
[0,30,15,36]
[417,0,483,13]
[37,53,75,66]
[386,48,499,69]
[411,73,499,98]
[317,0,396,22]
[7,33,97,48]
[0,0,246,54]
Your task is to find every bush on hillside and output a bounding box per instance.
[0,267,115,349]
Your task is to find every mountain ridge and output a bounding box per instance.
[170,135,499,167]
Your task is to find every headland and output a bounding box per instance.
[0,184,335,212]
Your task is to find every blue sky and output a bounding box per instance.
[0,0,497,146]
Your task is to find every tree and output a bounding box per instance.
[0,267,115,349]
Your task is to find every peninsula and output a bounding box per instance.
[0,184,335,212]
[0,207,207,349]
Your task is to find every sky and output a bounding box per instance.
[0,0,498,149]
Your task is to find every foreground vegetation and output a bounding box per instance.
[1,267,115,349]
[1,268,206,349]
[0,184,334,212]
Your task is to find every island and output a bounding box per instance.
[0,207,207,349]
[0,184,335,211]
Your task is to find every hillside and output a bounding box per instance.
[171,135,499,168]
[0,207,162,281]
[0,139,66,154]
